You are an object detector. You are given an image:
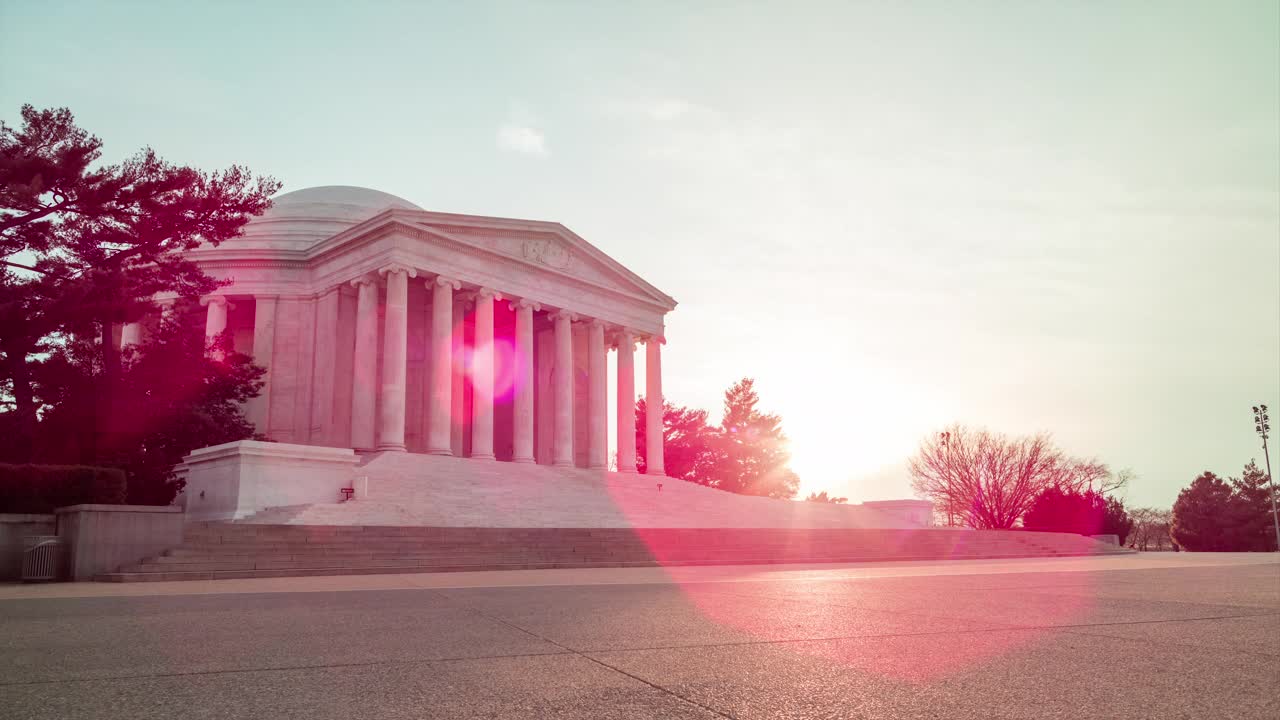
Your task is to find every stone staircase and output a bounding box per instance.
[97,524,1131,582]
[232,451,904,529]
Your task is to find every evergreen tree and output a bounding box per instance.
[1,104,276,501]
[715,378,799,499]
[1229,460,1278,552]
[635,397,720,483]
[1171,472,1237,551]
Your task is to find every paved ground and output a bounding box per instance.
[1,553,1276,719]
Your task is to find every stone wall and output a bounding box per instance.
[55,504,185,581]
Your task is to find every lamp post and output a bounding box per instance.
[939,431,955,527]
[1252,404,1279,552]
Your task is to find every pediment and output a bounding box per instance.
[318,211,675,311]
[418,222,668,303]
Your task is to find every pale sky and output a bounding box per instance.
[3,1,1277,509]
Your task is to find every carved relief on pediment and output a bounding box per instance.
[520,237,573,270]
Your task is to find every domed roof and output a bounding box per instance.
[238,185,424,249]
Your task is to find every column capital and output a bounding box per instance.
[475,286,502,300]
[349,274,378,289]
[609,327,637,349]
[551,308,578,323]
[641,334,667,345]
[587,318,608,330]
[200,295,233,309]
[508,297,541,312]
[378,262,417,279]
[431,275,461,290]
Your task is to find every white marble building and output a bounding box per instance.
[149,185,675,472]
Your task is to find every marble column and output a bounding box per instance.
[552,309,577,467]
[645,336,665,475]
[120,322,143,349]
[202,296,230,360]
[349,276,379,452]
[615,329,637,473]
[470,287,499,460]
[450,295,469,457]
[587,320,607,469]
[249,295,278,433]
[428,275,460,455]
[377,264,415,451]
[510,298,539,463]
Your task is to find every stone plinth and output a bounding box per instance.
[55,504,185,581]
[178,440,358,521]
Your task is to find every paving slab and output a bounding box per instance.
[0,553,1276,719]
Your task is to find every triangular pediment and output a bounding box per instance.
[420,221,671,303]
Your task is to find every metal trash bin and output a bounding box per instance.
[21,536,62,582]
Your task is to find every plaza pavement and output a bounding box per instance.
[0,553,1276,719]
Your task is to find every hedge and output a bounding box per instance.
[0,464,128,514]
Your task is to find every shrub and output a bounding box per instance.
[0,464,128,513]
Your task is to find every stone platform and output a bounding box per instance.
[224,450,930,529]
[97,524,1130,582]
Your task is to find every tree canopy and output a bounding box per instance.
[907,424,1127,529]
[1,104,276,501]
[1022,486,1132,544]
[635,377,801,500]
[1171,463,1278,552]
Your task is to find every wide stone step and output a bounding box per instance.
[101,551,1098,581]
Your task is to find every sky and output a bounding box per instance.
[3,1,1277,509]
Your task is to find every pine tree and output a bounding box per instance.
[716,378,799,499]
[1171,472,1237,551]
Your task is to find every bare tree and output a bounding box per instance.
[1127,507,1175,551]
[908,424,1124,529]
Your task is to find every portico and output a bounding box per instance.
[160,186,675,474]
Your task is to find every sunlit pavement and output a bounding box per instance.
[1,554,1276,719]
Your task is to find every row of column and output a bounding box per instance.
[203,266,665,475]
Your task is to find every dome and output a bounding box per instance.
[238,185,424,249]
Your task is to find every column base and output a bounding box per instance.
[427,449,454,456]
[470,453,496,461]
[552,462,574,468]
[616,465,638,474]
[376,444,407,452]
[512,457,536,464]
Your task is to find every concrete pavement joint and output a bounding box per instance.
[0,649,576,688]
[423,588,739,719]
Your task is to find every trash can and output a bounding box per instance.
[21,536,62,582]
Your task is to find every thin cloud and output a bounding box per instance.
[497,123,548,156]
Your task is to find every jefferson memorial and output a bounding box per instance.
[153,186,929,529]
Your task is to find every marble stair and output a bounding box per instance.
[98,524,1130,582]
[232,451,904,529]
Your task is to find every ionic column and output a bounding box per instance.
[349,276,379,451]
[201,295,231,360]
[509,298,539,463]
[471,287,500,460]
[428,275,460,455]
[551,309,577,467]
[377,264,415,451]
[645,336,665,475]
[587,320,607,469]
[248,295,278,433]
[615,329,637,473]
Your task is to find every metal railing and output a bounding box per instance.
[21,536,62,582]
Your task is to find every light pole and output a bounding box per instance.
[1252,405,1279,552]
[939,431,955,527]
